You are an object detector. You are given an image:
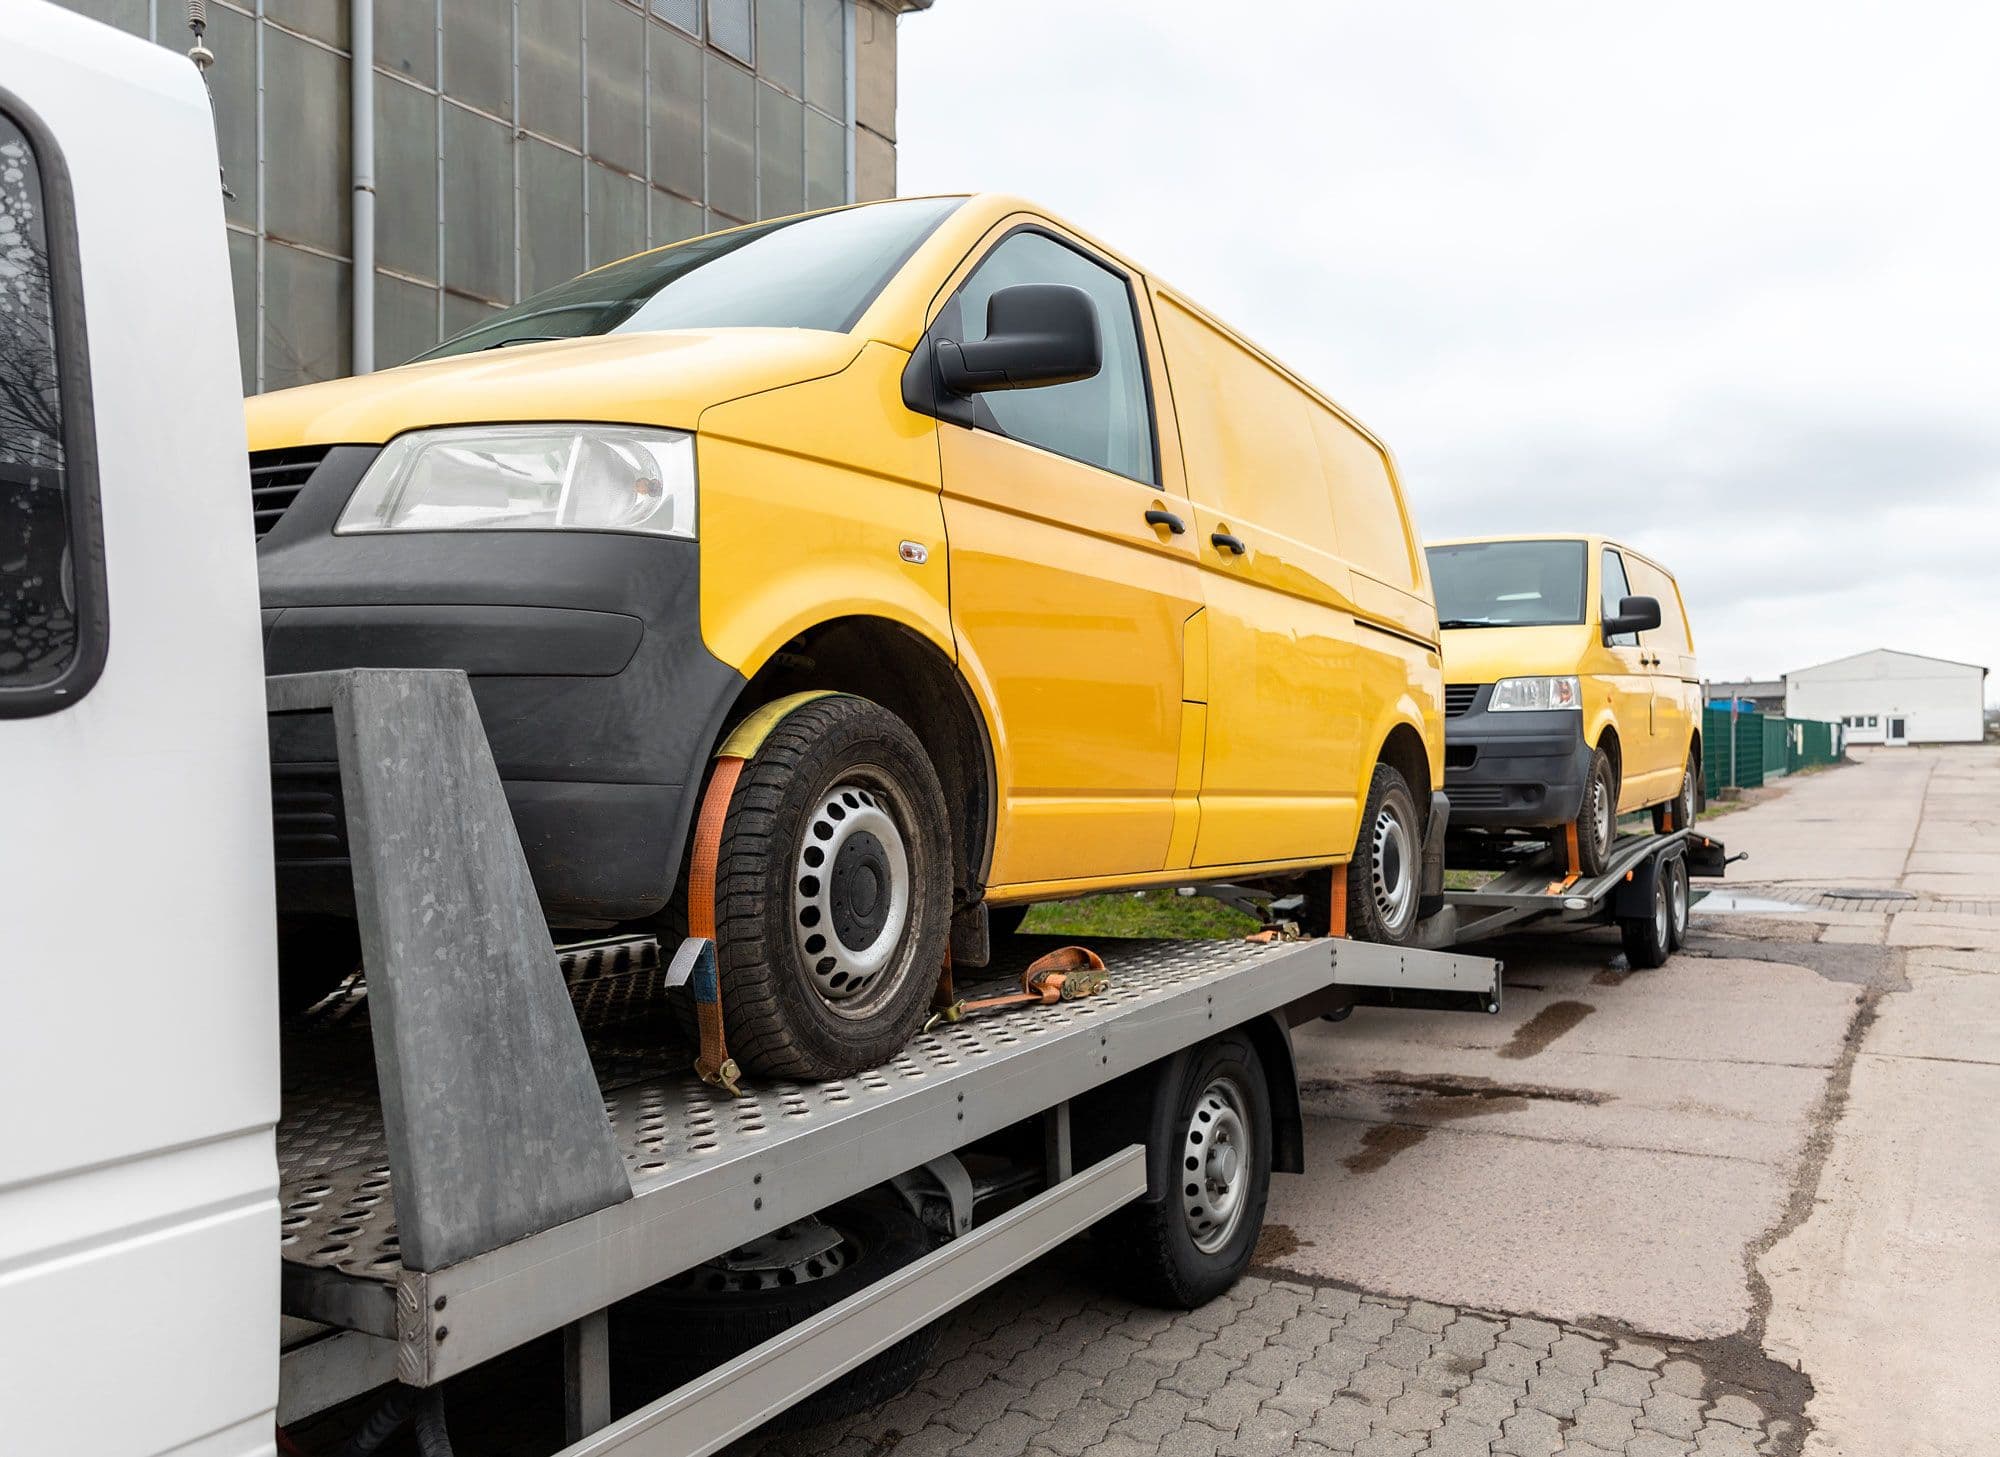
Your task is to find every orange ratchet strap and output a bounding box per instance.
[686,756,745,1095]
[928,945,1110,1029]
[1546,821,1584,894]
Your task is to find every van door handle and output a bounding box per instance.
[1144,509,1186,534]
[1210,532,1247,555]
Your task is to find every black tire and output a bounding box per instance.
[1093,1032,1273,1309]
[1665,855,1690,951]
[1345,764,1423,945]
[985,902,1030,941]
[610,1194,939,1432]
[276,916,361,1015]
[1652,749,1700,834]
[711,695,952,1080]
[1620,869,1673,969]
[1577,748,1618,877]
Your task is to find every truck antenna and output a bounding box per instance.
[183,1,234,200]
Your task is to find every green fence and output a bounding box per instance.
[1703,709,1845,796]
[1704,706,1767,794]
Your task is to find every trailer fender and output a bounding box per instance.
[1072,1012,1304,1198]
[1610,842,1683,920]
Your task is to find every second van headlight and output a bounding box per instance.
[1489,675,1581,712]
[336,424,696,537]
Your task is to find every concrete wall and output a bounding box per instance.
[1785,649,1987,745]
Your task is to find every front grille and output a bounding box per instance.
[1446,784,1509,811]
[1444,684,1481,717]
[249,446,329,540]
[272,765,348,863]
[1445,744,1478,770]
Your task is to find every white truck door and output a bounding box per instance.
[0,6,278,1455]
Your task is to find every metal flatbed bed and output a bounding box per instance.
[278,931,1499,1379]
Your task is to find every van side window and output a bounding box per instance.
[939,230,1157,484]
[1600,549,1637,647]
[1,106,102,716]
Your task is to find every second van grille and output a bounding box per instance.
[1444,684,1481,718]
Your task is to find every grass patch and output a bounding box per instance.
[1698,799,1746,819]
[1019,890,1261,941]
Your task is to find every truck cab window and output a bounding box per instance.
[939,230,1157,484]
[1,107,99,711]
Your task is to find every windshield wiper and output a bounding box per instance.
[481,335,570,351]
[1437,618,1498,629]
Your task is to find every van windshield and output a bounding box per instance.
[416,197,963,361]
[1426,540,1588,628]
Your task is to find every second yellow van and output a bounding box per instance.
[1424,535,1701,874]
[249,194,1445,1076]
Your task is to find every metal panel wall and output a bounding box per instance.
[55,0,865,391]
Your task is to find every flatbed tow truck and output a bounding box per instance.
[0,12,1728,1456]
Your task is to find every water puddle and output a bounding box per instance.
[1692,891,1810,914]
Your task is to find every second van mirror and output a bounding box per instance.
[936,283,1102,395]
[1603,595,1662,638]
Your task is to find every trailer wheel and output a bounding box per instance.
[712,695,952,1079]
[1653,750,1699,834]
[1620,868,1674,969]
[1665,856,1690,951]
[1346,764,1423,945]
[1577,748,1618,876]
[611,1194,938,1432]
[1096,1032,1273,1309]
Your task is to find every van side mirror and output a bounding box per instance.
[1603,595,1662,639]
[935,284,1102,395]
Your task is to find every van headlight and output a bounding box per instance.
[336,424,696,537]
[1489,675,1581,712]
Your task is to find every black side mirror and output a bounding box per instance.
[1603,594,1662,638]
[936,283,1102,395]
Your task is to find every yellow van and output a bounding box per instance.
[250,194,1444,1076]
[1424,535,1701,874]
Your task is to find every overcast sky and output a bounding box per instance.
[899,2,1999,699]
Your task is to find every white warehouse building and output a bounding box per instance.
[1785,648,1989,746]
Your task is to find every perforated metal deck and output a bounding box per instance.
[279,936,1299,1287]
[278,930,1498,1383]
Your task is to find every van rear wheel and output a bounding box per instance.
[709,695,952,1080]
[1653,750,1699,834]
[1345,764,1422,945]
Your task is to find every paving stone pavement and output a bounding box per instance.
[737,1253,1804,1457]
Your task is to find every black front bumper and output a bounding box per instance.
[1442,686,1591,829]
[258,446,744,926]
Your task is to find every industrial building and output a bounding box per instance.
[54,0,931,393]
[1785,648,1990,746]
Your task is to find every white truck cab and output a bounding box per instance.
[0,5,277,1454]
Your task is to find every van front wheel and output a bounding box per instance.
[1346,764,1422,945]
[711,695,952,1080]
[1576,748,1618,877]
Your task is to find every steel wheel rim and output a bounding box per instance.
[1669,861,1689,939]
[1680,767,1696,828]
[1593,768,1615,847]
[792,777,912,1016]
[1654,876,1671,948]
[1182,1076,1251,1255]
[1370,800,1417,933]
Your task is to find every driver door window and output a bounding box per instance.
[938,230,1156,484]
[1600,548,1638,647]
